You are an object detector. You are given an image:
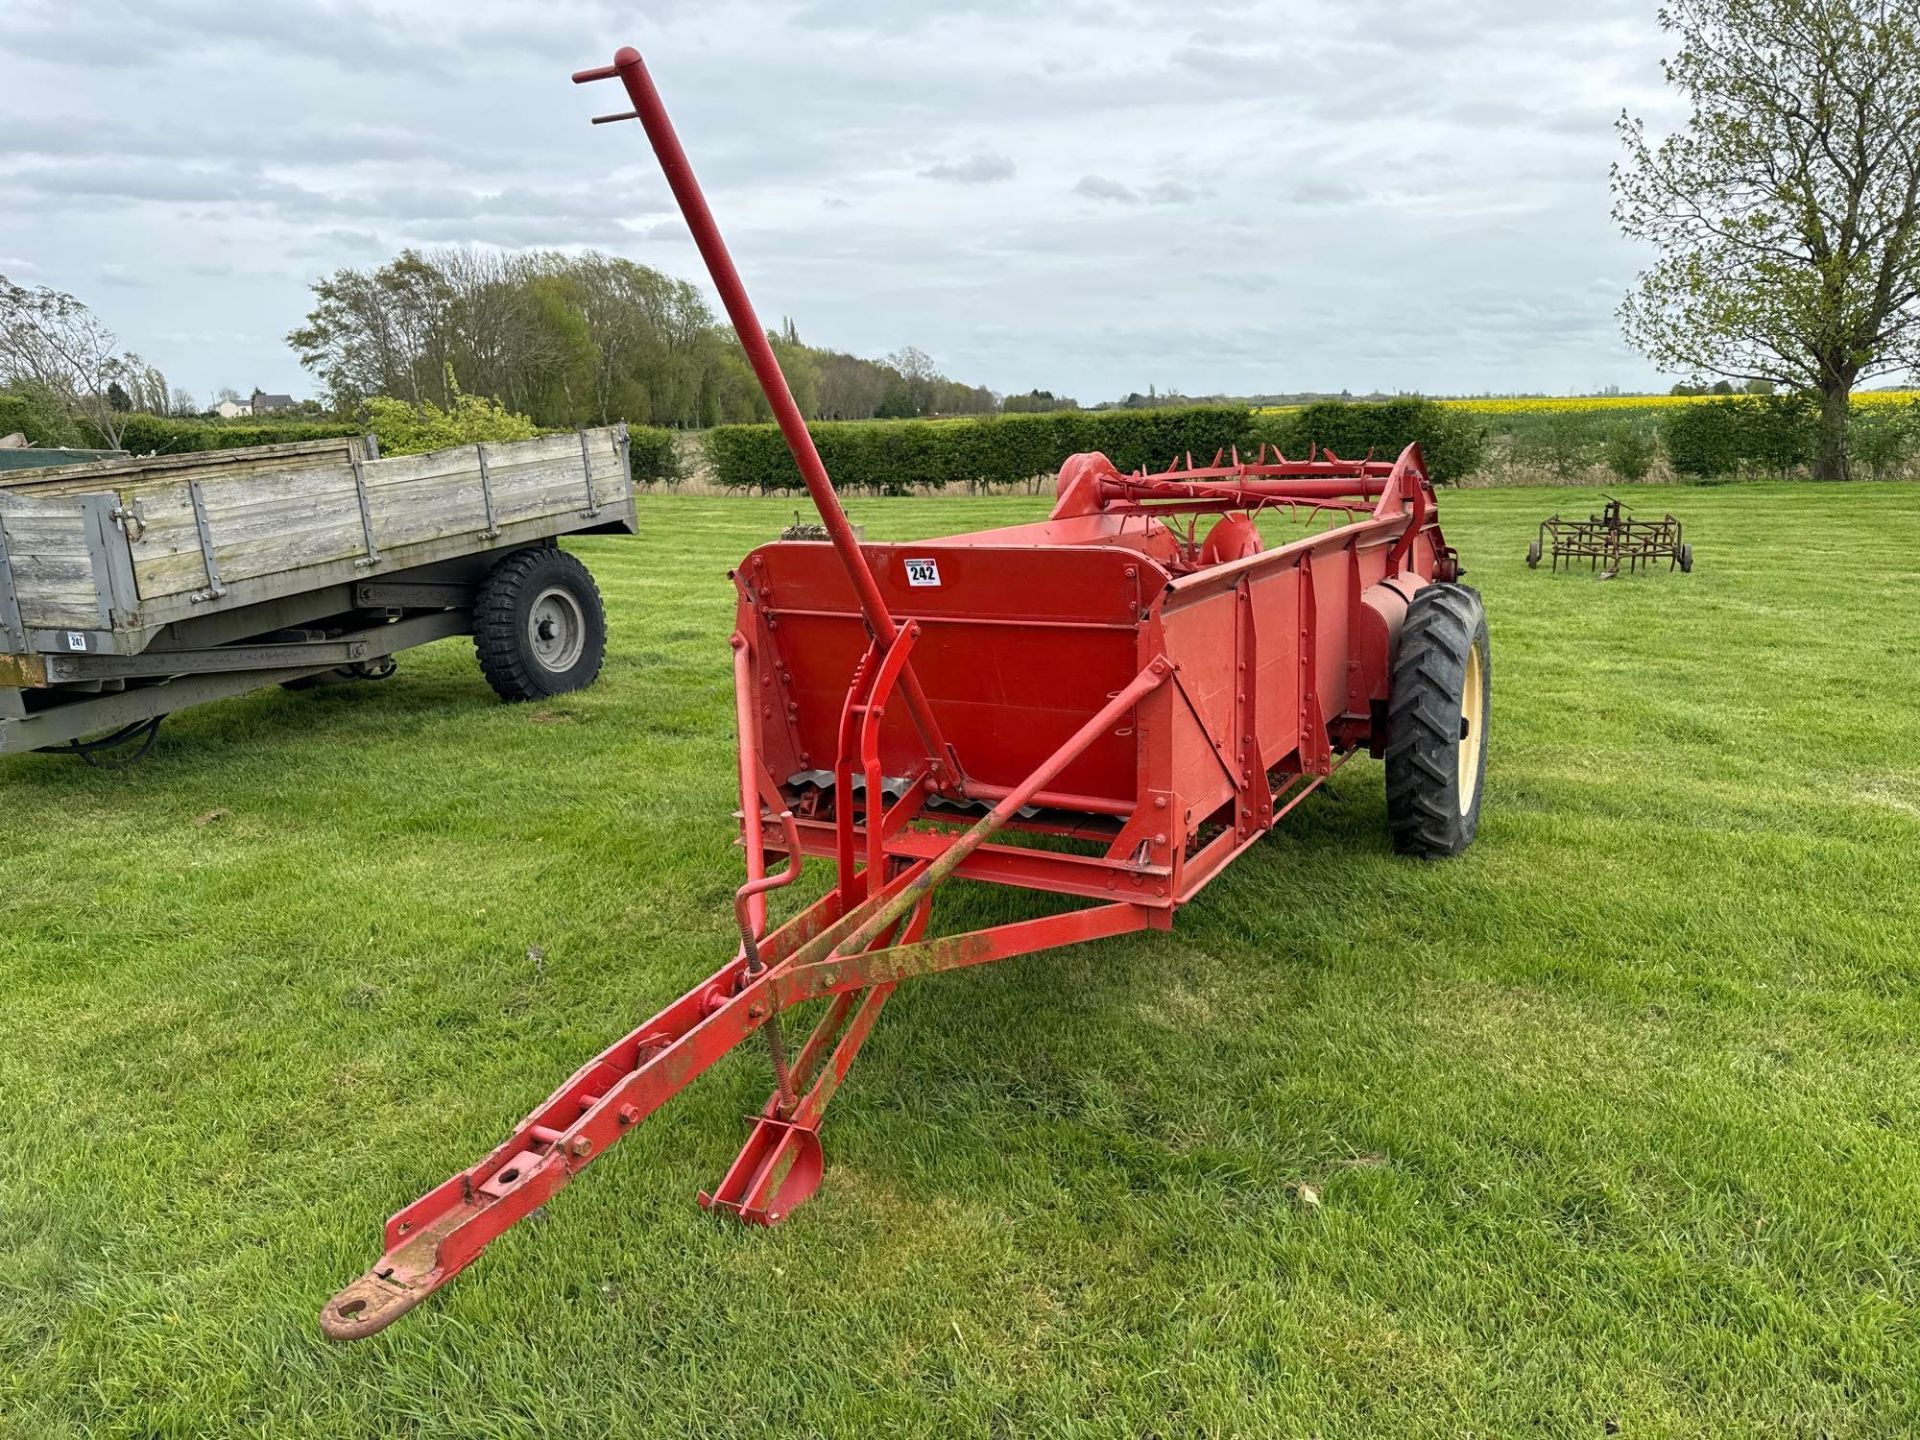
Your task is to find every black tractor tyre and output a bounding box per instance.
[1384,582,1490,859]
[474,546,607,702]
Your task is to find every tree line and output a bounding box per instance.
[286,248,998,430]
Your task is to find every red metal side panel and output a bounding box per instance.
[1310,548,1351,735]
[1248,562,1300,773]
[1161,564,1309,784]
[1157,589,1242,820]
[1159,520,1392,788]
[740,541,1158,804]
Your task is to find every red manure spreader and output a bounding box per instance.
[322,46,1492,1340]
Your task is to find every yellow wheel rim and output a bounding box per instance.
[1457,640,1484,812]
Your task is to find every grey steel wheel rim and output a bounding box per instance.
[528,585,586,672]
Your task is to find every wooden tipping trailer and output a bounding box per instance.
[0,427,637,760]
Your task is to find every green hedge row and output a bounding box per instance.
[1252,399,1486,484]
[702,406,1256,495]
[700,400,1481,495]
[623,425,679,487]
[1661,395,1920,479]
[0,391,83,448]
[79,413,369,454]
[1658,396,1818,478]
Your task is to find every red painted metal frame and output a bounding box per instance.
[318,46,1458,1340]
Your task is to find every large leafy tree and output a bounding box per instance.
[286,250,455,412]
[1614,0,1920,479]
[0,277,164,448]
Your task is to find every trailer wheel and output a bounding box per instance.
[474,547,607,702]
[1385,583,1489,859]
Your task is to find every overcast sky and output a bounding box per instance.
[0,0,1685,405]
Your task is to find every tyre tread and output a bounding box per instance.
[473,547,607,702]
[1384,582,1488,859]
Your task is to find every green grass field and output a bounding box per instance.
[4,485,1919,1438]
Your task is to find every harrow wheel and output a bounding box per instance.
[1526,537,1542,569]
[1385,583,1490,859]
[1676,542,1694,573]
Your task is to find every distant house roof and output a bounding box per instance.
[250,390,296,409]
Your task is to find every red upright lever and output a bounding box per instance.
[572,48,897,649]
[575,46,957,785]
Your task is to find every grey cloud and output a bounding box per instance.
[1204,271,1279,294]
[1288,178,1366,207]
[6,114,448,166]
[1074,175,1204,206]
[794,0,1053,31]
[1441,99,1616,143]
[3,0,609,76]
[1073,175,1139,204]
[311,229,389,254]
[919,154,1016,184]
[1145,180,1202,205]
[0,160,664,241]
[9,161,325,208]
[398,219,631,246]
[1170,43,1240,72]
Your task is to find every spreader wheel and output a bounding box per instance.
[474,546,607,701]
[1385,583,1490,859]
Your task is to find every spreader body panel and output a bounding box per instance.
[737,498,1447,873]
[739,537,1162,809]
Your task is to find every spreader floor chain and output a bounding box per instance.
[321,44,1490,1339]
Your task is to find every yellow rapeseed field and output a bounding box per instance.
[1441,390,1920,413]
[1257,390,1918,416]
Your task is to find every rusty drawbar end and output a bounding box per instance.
[319,1271,429,1342]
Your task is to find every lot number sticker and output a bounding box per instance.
[65,632,87,652]
[904,557,941,587]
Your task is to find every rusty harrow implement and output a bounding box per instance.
[1527,497,1692,575]
[321,46,1494,1340]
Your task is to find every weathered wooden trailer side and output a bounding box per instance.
[0,427,637,757]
